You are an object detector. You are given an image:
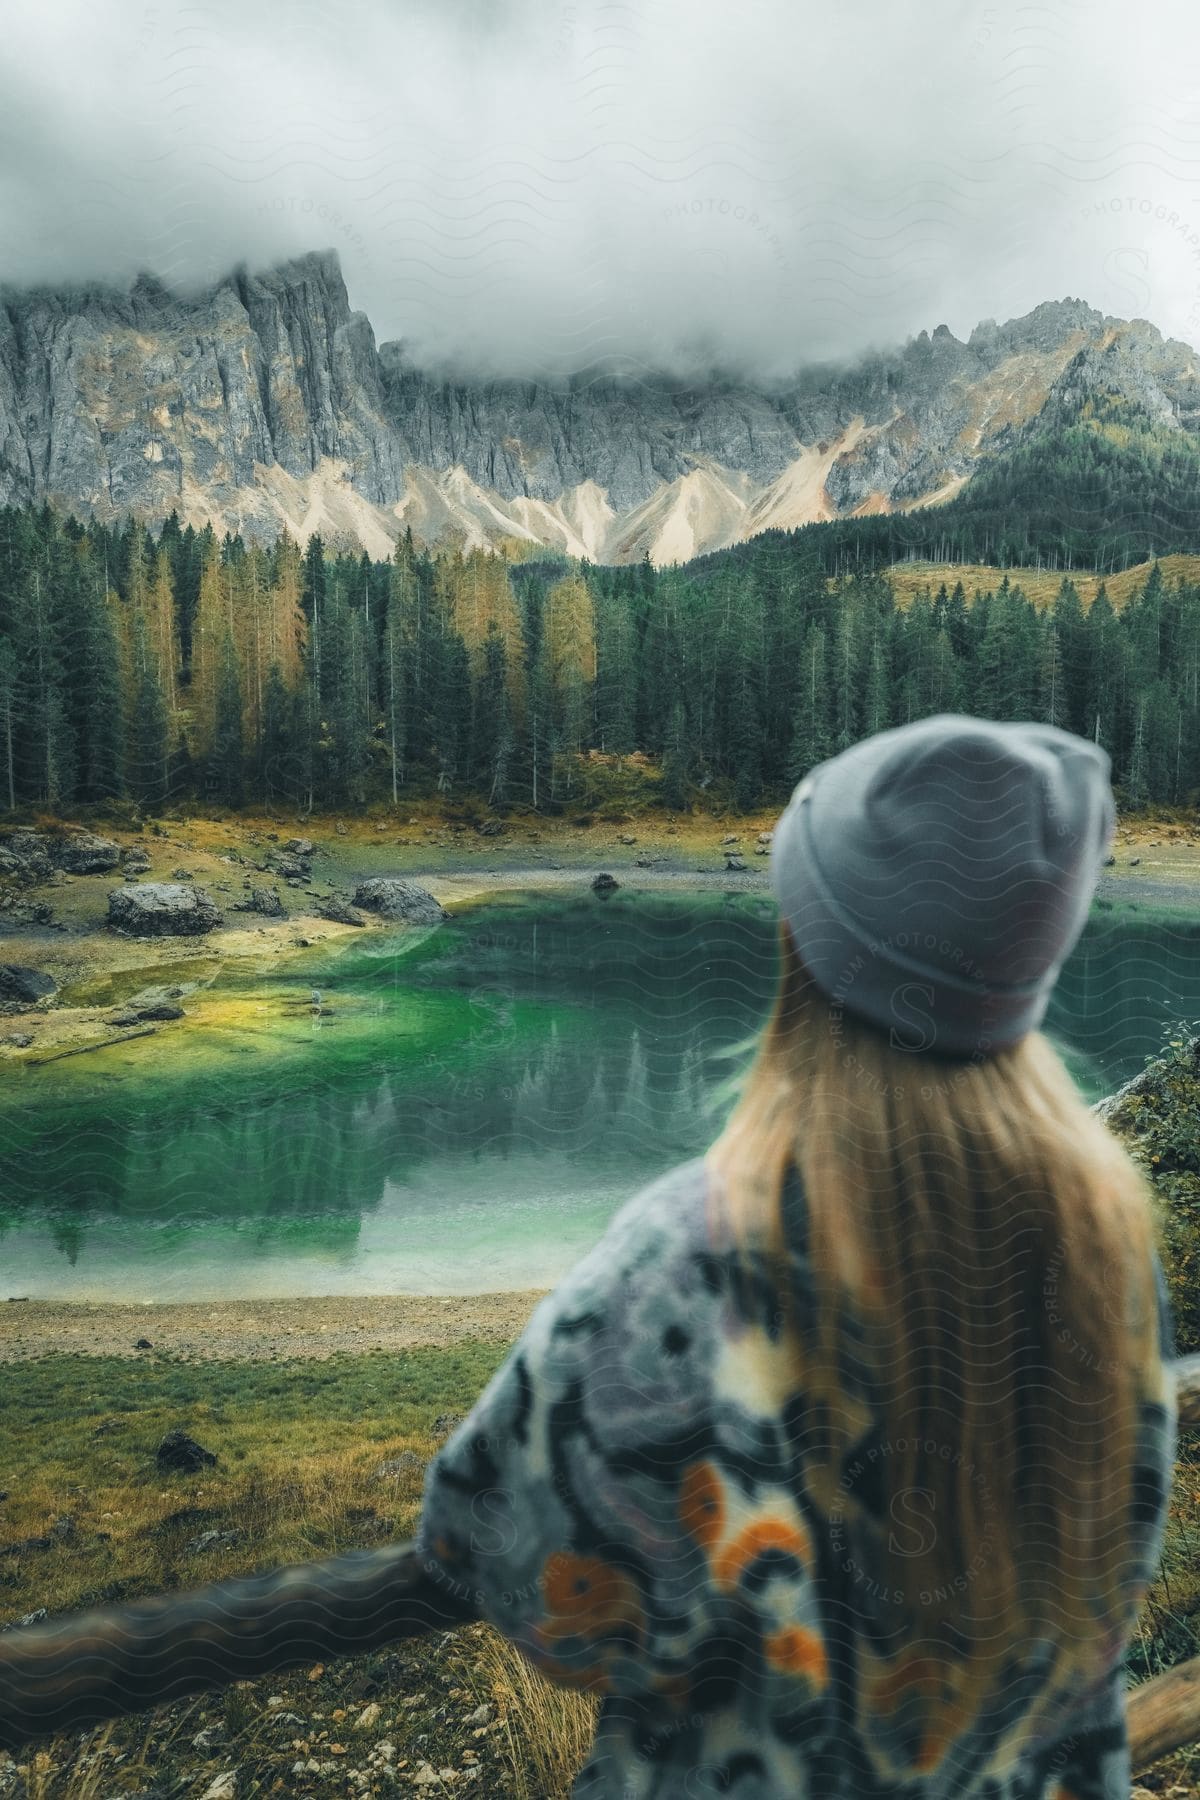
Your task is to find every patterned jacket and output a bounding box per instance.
[417,1156,1178,1798]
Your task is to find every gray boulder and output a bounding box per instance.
[1,898,54,926]
[0,965,56,1007]
[352,878,448,924]
[54,832,121,874]
[0,832,53,881]
[319,895,366,926]
[107,883,223,937]
[156,1429,217,1473]
[235,887,287,918]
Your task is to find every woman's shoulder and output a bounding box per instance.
[532,1155,716,1338]
[574,1154,712,1268]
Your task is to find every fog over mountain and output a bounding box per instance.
[3,249,1198,563]
[2,0,1200,378]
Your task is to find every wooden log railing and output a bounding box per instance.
[1,1354,1199,1766]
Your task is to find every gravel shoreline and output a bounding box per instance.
[0,1290,549,1363]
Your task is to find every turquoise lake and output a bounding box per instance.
[1,889,1198,1301]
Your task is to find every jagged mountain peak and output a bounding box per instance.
[1040,331,1187,436]
[0,250,1194,564]
[0,247,355,331]
[992,296,1110,349]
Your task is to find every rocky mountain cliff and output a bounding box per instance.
[1,250,1197,565]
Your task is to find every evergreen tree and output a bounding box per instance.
[863,630,891,736]
[342,607,372,805]
[127,610,169,809]
[1082,584,1121,749]
[303,533,328,702]
[526,628,555,811]
[16,563,73,804]
[433,630,472,794]
[730,657,762,811]
[382,563,409,803]
[544,573,596,792]
[1050,579,1086,734]
[260,662,294,805]
[897,592,936,723]
[661,700,689,810]
[929,626,962,714]
[1123,696,1149,808]
[189,539,226,756]
[171,521,204,666]
[1141,677,1182,805]
[830,590,863,751]
[0,636,16,812]
[787,624,832,779]
[59,545,124,802]
[211,634,245,805]
[945,581,970,657]
[593,585,636,754]
[1039,620,1066,728]
[476,622,514,806]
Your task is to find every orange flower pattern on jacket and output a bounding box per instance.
[712,1513,814,1592]
[540,1551,645,1648]
[677,1460,725,1549]
[763,1624,828,1682]
[417,1157,1176,1798]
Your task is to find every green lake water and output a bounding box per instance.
[2,888,1199,1301]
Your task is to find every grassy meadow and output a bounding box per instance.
[0,1312,1197,1796]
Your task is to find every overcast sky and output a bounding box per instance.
[2,0,1199,377]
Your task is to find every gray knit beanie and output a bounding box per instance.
[770,713,1116,1059]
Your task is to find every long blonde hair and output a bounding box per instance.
[705,920,1167,1764]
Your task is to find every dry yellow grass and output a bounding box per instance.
[473,1631,600,1799]
[0,1347,506,1621]
[885,554,1200,612]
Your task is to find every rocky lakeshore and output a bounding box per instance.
[0,806,788,1064]
[2,803,1198,1068]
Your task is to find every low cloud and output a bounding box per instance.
[2,0,1199,376]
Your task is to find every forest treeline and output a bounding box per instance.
[0,504,1198,818]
